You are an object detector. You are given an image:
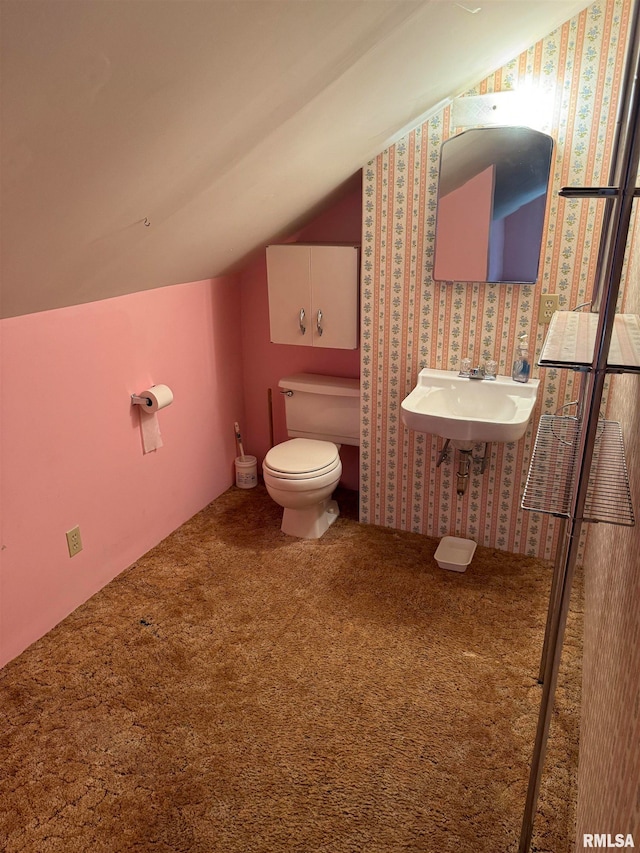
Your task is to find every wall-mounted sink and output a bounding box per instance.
[401,367,540,443]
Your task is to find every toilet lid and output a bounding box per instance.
[264,438,339,475]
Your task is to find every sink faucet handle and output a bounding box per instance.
[485,359,498,380]
[459,357,472,377]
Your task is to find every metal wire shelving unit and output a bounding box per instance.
[517,0,640,849]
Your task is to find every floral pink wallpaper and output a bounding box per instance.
[360,0,632,558]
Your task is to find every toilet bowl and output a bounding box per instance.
[263,438,342,539]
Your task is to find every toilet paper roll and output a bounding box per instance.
[137,384,173,453]
[139,384,174,413]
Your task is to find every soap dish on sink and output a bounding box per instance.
[434,536,477,572]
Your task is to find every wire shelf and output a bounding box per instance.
[522,414,635,526]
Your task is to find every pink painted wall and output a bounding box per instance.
[0,181,361,667]
[0,277,244,666]
[239,180,362,490]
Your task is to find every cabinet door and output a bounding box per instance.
[310,246,359,349]
[266,245,311,346]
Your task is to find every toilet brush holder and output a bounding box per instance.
[235,455,258,489]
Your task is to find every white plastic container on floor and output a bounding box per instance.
[434,536,477,572]
[235,455,257,489]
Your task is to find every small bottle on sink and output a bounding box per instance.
[512,333,530,383]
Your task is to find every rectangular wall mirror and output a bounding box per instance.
[433,126,554,284]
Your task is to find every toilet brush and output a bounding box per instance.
[234,422,246,461]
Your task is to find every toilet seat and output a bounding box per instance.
[263,438,339,480]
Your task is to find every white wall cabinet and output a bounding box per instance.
[266,244,359,349]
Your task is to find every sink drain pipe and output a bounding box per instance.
[456,448,472,496]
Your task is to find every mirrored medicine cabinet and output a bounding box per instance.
[433,126,554,284]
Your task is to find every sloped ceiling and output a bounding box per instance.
[1,0,591,318]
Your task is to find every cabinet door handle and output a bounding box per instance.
[299,308,306,335]
[316,308,323,336]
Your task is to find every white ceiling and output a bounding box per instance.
[1,0,592,318]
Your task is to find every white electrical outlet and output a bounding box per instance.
[66,525,83,557]
[539,293,560,324]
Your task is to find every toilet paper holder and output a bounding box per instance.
[131,393,153,407]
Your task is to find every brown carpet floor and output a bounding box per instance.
[0,485,582,853]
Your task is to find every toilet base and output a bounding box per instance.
[281,499,339,539]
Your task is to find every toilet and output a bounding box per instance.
[263,373,360,539]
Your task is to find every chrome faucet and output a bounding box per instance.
[468,365,486,380]
[458,360,497,381]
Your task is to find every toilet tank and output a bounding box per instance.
[278,374,360,446]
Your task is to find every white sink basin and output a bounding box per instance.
[401,368,539,443]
